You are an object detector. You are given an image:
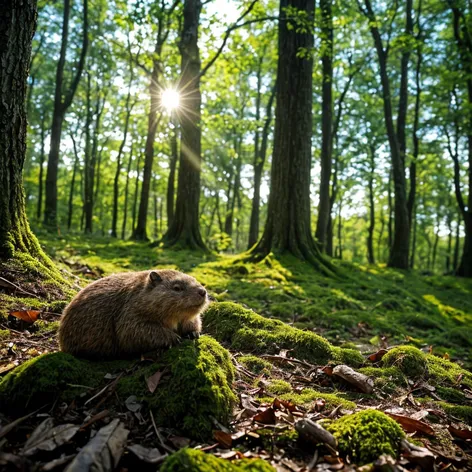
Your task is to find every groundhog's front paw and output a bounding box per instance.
[162,332,181,348]
[183,331,201,340]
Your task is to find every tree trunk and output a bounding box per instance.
[453,217,461,274]
[0,0,56,274]
[367,145,375,264]
[44,0,88,229]
[68,133,80,230]
[250,0,332,273]
[36,113,46,221]
[132,153,142,234]
[166,113,178,229]
[111,80,133,237]
[163,0,207,250]
[315,0,333,252]
[410,203,417,269]
[83,73,94,233]
[121,143,134,240]
[361,0,410,269]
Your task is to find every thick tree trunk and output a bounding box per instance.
[315,0,333,252]
[121,143,134,240]
[163,0,206,250]
[0,0,58,277]
[44,0,88,229]
[250,0,332,273]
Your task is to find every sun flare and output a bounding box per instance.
[161,89,180,112]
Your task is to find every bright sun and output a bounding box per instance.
[161,89,180,112]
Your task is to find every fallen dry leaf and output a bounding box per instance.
[273,398,298,413]
[64,419,129,472]
[368,349,388,362]
[448,425,472,441]
[253,407,276,425]
[146,370,164,394]
[9,310,40,324]
[23,418,79,456]
[213,430,232,449]
[127,444,167,464]
[386,412,434,436]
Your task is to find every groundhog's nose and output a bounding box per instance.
[198,287,206,297]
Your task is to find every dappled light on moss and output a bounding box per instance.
[327,410,404,465]
[382,346,428,378]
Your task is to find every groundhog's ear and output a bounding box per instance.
[149,271,162,284]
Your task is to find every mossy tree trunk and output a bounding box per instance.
[163,0,207,250]
[250,0,333,274]
[0,0,61,280]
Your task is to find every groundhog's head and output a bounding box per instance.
[146,269,208,321]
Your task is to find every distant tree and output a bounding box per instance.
[250,0,333,273]
[44,0,89,229]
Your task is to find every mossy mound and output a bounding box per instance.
[117,336,236,438]
[266,380,292,395]
[204,302,336,365]
[161,448,275,471]
[331,346,365,368]
[426,355,472,389]
[0,336,236,439]
[327,410,405,465]
[382,346,428,379]
[358,366,406,393]
[277,388,356,410]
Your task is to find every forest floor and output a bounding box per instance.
[0,232,472,471]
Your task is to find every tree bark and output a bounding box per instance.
[315,0,333,252]
[68,132,81,230]
[121,142,134,240]
[44,0,88,229]
[250,0,332,273]
[0,0,56,274]
[166,113,178,229]
[163,0,207,249]
[360,0,410,269]
[367,145,376,264]
[132,153,142,234]
[36,112,46,221]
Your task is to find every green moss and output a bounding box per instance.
[382,346,428,379]
[0,352,105,411]
[358,366,406,393]
[0,329,10,339]
[278,388,356,410]
[331,347,364,368]
[116,336,236,439]
[437,402,472,425]
[0,337,236,440]
[161,448,275,472]
[267,380,292,395]
[35,320,60,335]
[426,355,472,390]
[238,356,272,375]
[204,302,332,364]
[327,410,405,465]
[436,386,467,404]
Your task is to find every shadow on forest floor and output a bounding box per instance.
[31,231,472,368]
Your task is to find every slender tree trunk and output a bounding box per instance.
[111,84,133,237]
[36,113,46,221]
[377,208,385,262]
[387,170,393,249]
[251,0,333,273]
[410,203,417,269]
[44,0,88,229]
[336,198,343,260]
[121,143,134,239]
[367,145,375,264]
[163,0,207,249]
[315,0,333,252]
[167,113,178,229]
[453,217,461,274]
[132,153,142,233]
[83,73,94,234]
[361,0,410,269]
[68,133,81,230]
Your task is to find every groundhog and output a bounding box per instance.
[59,269,208,358]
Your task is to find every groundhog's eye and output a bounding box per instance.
[173,285,183,292]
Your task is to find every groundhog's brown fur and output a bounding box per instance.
[59,269,208,358]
